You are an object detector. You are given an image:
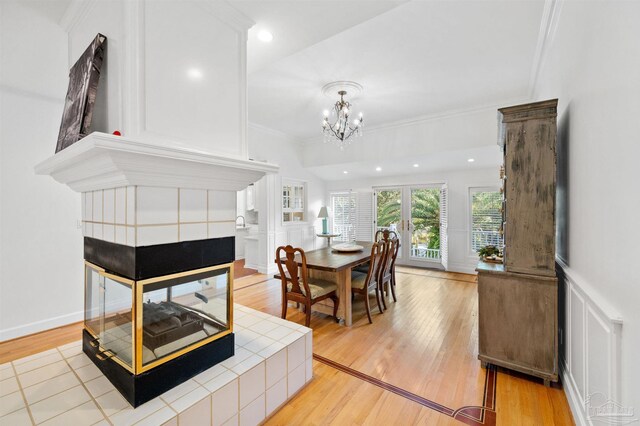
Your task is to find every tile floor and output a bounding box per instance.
[0,304,313,426]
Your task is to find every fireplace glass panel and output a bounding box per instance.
[84,264,133,369]
[140,266,231,367]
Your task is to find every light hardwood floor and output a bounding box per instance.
[0,268,574,426]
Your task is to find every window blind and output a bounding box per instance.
[356,192,374,242]
[471,190,504,252]
[331,192,356,242]
[440,185,449,270]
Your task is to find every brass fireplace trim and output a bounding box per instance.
[135,262,234,374]
[84,260,234,375]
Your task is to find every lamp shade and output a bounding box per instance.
[318,206,329,218]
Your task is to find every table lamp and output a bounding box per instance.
[318,206,329,234]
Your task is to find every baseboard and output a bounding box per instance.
[561,360,587,426]
[258,264,278,275]
[0,310,84,342]
[446,261,478,275]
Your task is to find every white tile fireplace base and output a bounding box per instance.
[0,305,312,426]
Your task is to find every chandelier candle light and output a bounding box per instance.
[322,82,364,150]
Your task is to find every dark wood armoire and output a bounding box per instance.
[477,99,559,385]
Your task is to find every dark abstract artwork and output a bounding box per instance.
[55,33,107,153]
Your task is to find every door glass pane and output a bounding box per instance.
[84,264,133,369]
[101,276,133,367]
[141,267,230,367]
[410,188,441,260]
[376,190,401,236]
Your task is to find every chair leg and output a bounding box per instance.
[380,282,388,310]
[281,296,287,319]
[375,288,384,314]
[389,277,397,302]
[332,295,340,323]
[305,301,311,327]
[391,268,398,301]
[363,292,373,324]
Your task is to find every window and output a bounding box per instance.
[282,180,306,223]
[470,188,503,253]
[331,192,356,242]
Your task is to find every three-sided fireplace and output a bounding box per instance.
[82,237,235,406]
[35,133,278,407]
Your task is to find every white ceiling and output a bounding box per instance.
[229,1,408,73]
[243,0,544,140]
[307,145,503,181]
[40,0,544,179]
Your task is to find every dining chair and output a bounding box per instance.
[350,241,386,323]
[275,245,339,327]
[354,229,400,275]
[387,237,401,302]
[379,237,399,309]
[374,229,398,242]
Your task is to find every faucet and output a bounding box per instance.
[236,215,245,227]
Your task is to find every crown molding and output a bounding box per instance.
[60,0,254,35]
[300,97,530,146]
[528,0,565,97]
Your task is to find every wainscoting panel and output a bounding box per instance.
[262,226,317,274]
[557,261,623,426]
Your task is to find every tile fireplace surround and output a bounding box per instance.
[31,132,281,417]
[0,304,313,425]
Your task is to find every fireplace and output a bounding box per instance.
[35,132,278,407]
[81,236,235,406]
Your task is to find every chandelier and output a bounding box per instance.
[322,89,364,150]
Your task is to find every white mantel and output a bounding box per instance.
[35,132,279,247]
[35,132,278,193]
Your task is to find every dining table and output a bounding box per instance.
[289,241,374,326]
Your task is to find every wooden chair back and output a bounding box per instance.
[389,237,400,269]
[375,229,399,243]
[275,245,310,300]
[363,241,386,289]
[381,238,399,282]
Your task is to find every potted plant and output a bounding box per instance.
[478,245,503,263]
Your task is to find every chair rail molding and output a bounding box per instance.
[557,259,623,426]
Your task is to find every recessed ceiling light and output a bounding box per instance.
[343,171,348,174]
[257,30,273,42]
[187,68,203,80]
[375,167,382,172]
[413,164,419,168]
[468,158,475,162]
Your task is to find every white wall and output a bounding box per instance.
[66,0,251,158]
[533,1,640,422]
[245,124,326,273]
[0,1,84,341]
[326,167,500,274]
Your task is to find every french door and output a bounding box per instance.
[374,185,447,269]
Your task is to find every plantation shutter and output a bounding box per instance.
[356,192,374,241]
[331,192,356,242]
[440,184,449,270]
[471,190,504,252]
